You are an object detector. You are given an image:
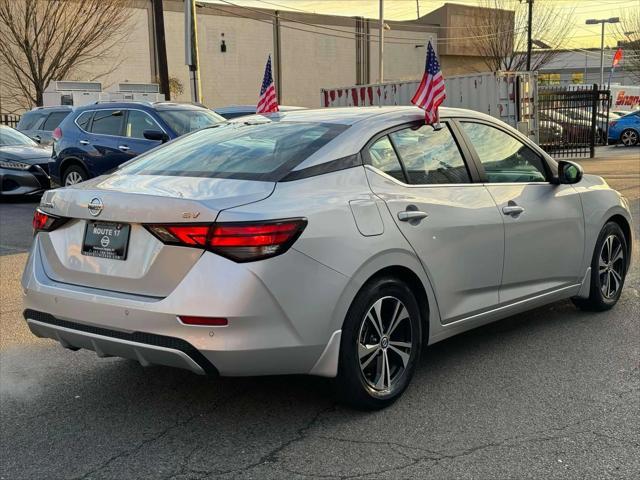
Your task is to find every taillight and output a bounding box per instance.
[145,219,307,262]
[33,209,67,233]
[52,127,62,142]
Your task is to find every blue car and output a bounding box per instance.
[608,110,640,147]
[51,102,224,186]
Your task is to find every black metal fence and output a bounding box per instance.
[538,84,610,158]
[0,114,21,128]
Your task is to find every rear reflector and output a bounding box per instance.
[145,219,307,262]
[33,209,67,233]
[179,315,228,326]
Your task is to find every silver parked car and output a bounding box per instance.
[23,107,633,409]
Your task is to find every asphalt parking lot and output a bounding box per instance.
[1,146,638,480]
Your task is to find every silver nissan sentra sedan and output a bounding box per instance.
[23,106,633,409]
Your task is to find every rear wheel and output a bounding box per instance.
[336,276,422,410]
[63,165,88,186]
[620,128,639,147]
[573,222,628,311]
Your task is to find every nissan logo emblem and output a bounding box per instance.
[88,197,103,217]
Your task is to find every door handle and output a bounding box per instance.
[79,140,90,145]
[398,210,429,222]
[118,145,131,151]
[502,205,525,216]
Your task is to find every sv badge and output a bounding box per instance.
[182,212,201,219]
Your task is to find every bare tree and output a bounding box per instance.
[0,0,133,110]
[469,0,575,72]
[614,8,640,83]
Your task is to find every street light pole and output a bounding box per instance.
[585,17,620,88]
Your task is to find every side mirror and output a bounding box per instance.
[143,130,169,143]
[557,160,583,185]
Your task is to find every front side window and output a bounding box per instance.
[125,110,162,139]
[367,136,405,182]
[120,121,348,181]
[460,122,548,183]
[90,110,124,136]
[389,124,470,184]
[156,109,223,136]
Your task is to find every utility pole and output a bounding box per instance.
[273,11,282,103]
[151,0,170,100]
[378,0,384,84]
[523,0,534,71]
[185,0,202,103]
[416,0,420,19]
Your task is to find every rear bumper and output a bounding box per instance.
[22,235,347,377]
[25,311,214,375]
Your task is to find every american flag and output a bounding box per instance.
[411,41,446,124]
[257,55,279,114]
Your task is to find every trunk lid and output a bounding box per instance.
[37,174,275,297]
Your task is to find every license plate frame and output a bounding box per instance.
[81,221,131,261]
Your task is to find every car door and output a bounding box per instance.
[364,121,505,324]
[119,109,164,160]
[458,120,585,305]
[86,109,127,175]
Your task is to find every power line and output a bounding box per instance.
[210,0,529,43]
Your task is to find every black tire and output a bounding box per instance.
[62,165,88,186]
[335,276,422,410]
[620,128,639,147]
[572,221,628,312]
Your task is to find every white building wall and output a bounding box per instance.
[280,23,357,107]
[369,30,437,83]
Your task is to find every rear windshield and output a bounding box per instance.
[156,109,223,136]
[120,121,348,181]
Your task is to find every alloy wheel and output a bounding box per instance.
[357,296,413,393]
[64,171,84,186]
[621,129,638,146]
[599,234,625,299]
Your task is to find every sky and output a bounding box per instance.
[202,0,639,49]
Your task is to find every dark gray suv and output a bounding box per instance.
[16,106,72,145]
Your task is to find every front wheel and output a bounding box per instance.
[335,276,422,410]
[620,129,639,147]
[573,222,628,311]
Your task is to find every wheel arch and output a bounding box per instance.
[607,213,633,268]
[59,157,88,179]
[330,251,440,346]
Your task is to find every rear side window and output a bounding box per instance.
[90,110,124,136]
[17,111,45,130]
[76,111,93,131]
[367,136,405,182]
[120,121,348,181]
[125,110,162,139]
[42,111,70,131]
[389,124,470,184]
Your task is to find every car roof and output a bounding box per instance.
[215,105,306,114]
[234,106,493,126]
[26,106,73,112]
[72,101,209,112]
